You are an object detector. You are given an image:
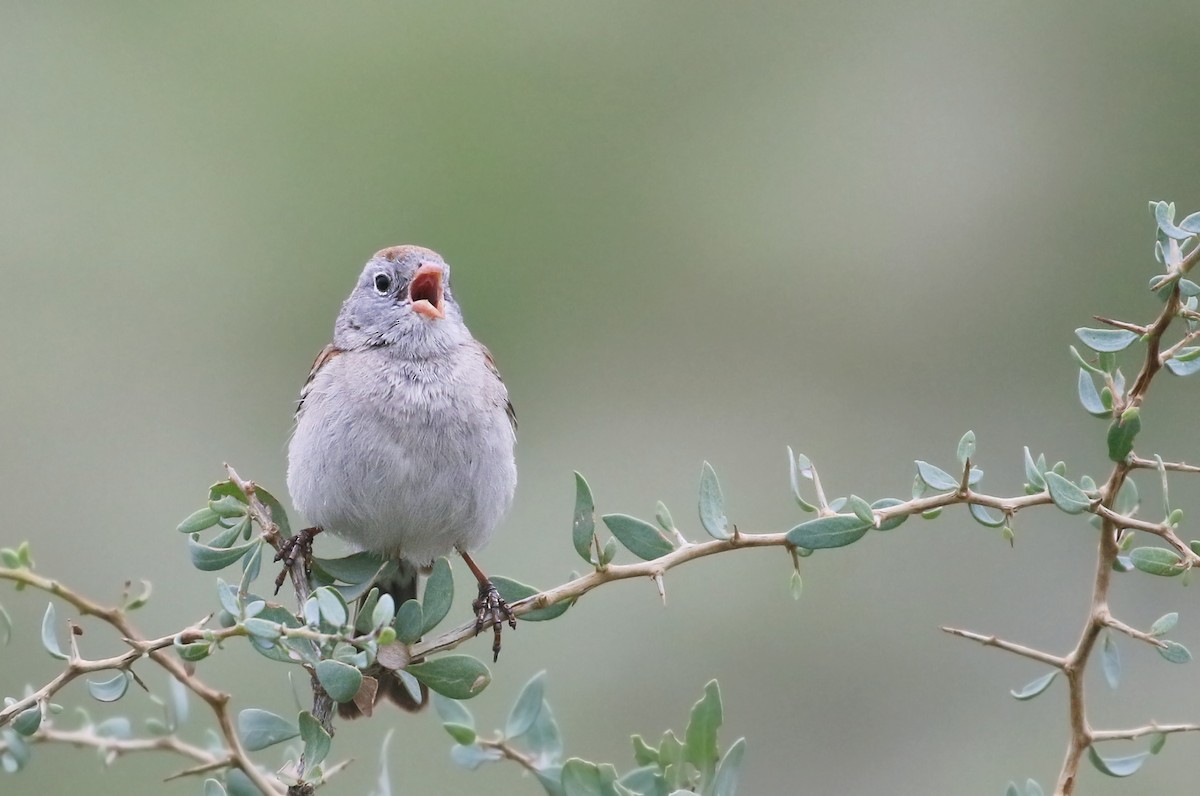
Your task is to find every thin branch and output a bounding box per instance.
[1091,723,1200,743]
[940,626,1066,668]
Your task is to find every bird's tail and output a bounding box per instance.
[337,560,428,719]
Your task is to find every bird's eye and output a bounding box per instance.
[374,273,391,294]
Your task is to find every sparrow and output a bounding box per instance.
[284,245,518,715]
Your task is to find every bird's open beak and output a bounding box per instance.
[410,263,445,319]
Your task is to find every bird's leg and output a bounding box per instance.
[274,526,324,595]
[458,549,516,662]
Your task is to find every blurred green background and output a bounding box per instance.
[4,2,1200,794]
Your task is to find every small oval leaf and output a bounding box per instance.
[1010,670,1058,700]
[1043,472,1092,514]
[505,670,546,739]
[1148,612,1178,637]
[698,462,731,540]
[968,503,1006,528]
[177,507,221,534]
[1100,632,1120,690]
[915,460,958,491]
[1158,640,1191,664]
[86,671,132,703]
[786,515,870,550]
[572,472,597,564]
[1107,414,1141,463]
[871,498,907,531]
[41,603,67,661]
[236,708,298,751]
[1087,746,1149,777]
[602,514,676,560]
[1129,547,1184,577]
[316,659,364,703]
[420,557,454,635]
[187,536,258,572]
[407,655,491,700]
[395,599,424,645]
[1076,328,1138,353]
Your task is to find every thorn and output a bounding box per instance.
[652,572,666,606]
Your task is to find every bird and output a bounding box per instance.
[283,245,518,716]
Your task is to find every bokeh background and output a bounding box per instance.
[5,3,1200,794]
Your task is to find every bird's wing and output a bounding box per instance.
[296,344,344,418]
[478,342,517,433]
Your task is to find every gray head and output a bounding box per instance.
[333,246,473,355]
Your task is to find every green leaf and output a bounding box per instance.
[0,603,10,646]
[406,655,491,700]
[492,576,570,621]
[316,660,363,703]
[1166,356,1200,376]
[1100,632,1120,689]
[789,570,803,600]
[1158,640,1191,664]
[204,778,228,796]
[698,462,731,540]
[243,617,281,642]
[1025,779,1044,796]
[599,537,618,567]
[1106,413,1141,462]
[915,460,958,491]
[1043,472,1092,514]
[712,737,746,796]
[1070,345,1105,375]
[444,723,477,746]
[315,586,348,627]
[1114,478,1139,516]
[450,742,502,770]
[1087,746,1149,777]
[173,634,211,662]
[603,514,676,560]
[209,495,247,518]
[1023,447,1045,490]
[1149,731,1168,755]
[1077,370,1109,416]
[573,472,597,564]
[12,706,41,736]
[655,501,675,533]
[1148,612,1178,637]
[236,708,298,751]
[967,503,1004,528]
[417,557,454,634]
[187,535,258,572]
[86,671,131,703]
[1129,547,1184,577]
[298,710,331,773]
[786,514,870,549]
[787,447,817,512]
[561,758,604,796]
[177,507,220,534]
[1076,327,1138,353]
[432,693,475,728]
[252,485,291,538]
[505,670,546,739]
[1005,783,1020,796]
[684,681,722,779]
[395,599,424,644]
[41,603,67,660]
[524,698,564,763]
[311,551,387,584]
[956,430,976,468]
[846,495,874,525]
[1010,670,1057,700]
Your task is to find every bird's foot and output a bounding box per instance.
[273,526,323,595]
[472,580,517,662]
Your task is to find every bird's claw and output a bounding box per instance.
[472,580,516,662]
[273,527,320,595]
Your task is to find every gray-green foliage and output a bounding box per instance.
[436,673,745,796]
